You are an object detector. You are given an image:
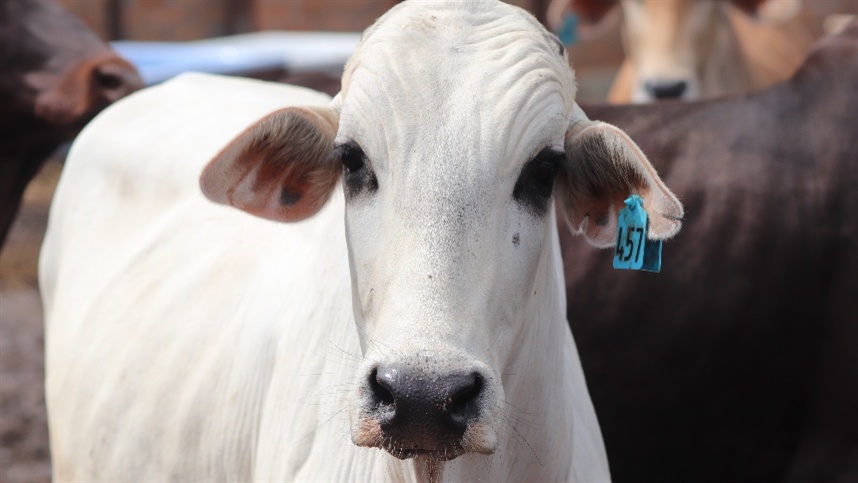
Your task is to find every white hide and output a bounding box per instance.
[41,74,351,481]
[41,1,682,482]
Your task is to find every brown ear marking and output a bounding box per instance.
[280,185,303,206]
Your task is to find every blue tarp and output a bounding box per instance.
[111,31,361,85]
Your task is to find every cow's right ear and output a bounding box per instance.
[200,106,340,223]
[556,104,683,248]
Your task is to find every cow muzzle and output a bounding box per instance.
[634,74,700,102]
[352,359,498,460]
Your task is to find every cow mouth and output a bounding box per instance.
[353,411,497,461]
[381,443,465,461]
[354,417,471,461]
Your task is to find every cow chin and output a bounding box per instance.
[352,417,497,461]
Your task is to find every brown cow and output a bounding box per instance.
[279,71,342,97]
[0,0,143,249]
[548,0,825,102]
[562,19,858,482]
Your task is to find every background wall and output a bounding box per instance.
[53,0,617,98]
[57,0,550,41]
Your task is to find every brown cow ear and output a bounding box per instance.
[556,112,683,248]
[200,106,341,223]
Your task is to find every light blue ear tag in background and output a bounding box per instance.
[613,195,663,273]
[557,12,578,45]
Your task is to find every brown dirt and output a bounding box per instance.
[0,157,62,483]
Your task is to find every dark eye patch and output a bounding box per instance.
[513,147,564,216]
[332,140,378,199]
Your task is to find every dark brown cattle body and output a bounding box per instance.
[563,21,858,482]
[279,71,342,97]
[0,0,142,248]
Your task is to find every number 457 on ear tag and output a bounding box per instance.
[613,195,662,273]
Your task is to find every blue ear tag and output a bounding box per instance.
[557,12,579,45]
[613,195,663,273]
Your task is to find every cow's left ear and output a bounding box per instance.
[556,105,683,248]
[200,106,340,222]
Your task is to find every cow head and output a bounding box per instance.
[0,0,144,248]
[553,0,802,102]
[201,0,682,468]
[0,0,144,135]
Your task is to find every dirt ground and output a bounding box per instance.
[0,157,62,483]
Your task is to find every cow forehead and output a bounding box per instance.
[338,0,576,177]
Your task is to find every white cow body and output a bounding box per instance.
[41,74,356,480]
[41,1,682,482]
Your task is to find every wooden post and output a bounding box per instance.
[226,0,253,35]
[106,0,123,40]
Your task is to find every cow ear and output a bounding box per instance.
[729,0,801,23]
[556,105,683,248]
[200,106,340,222]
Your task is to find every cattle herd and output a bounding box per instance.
[1,0,856,482]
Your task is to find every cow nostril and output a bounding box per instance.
[645,80,688,100]
[368,368,395,406]
[447,373,483,425]
[94,69,124,91]
[91,60,144,101]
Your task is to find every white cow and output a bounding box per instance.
[40,1,682,481]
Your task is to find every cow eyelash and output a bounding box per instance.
[333,141,366,173]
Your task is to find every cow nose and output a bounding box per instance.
[644,80,688,99]
[369,366,483,436]
[92,58,145,103]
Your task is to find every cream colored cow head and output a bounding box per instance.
[201,0,682,467]
[550,0,803,102]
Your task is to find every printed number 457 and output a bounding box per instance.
[616,226,645,262]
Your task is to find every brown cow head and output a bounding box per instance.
[1,0,144,134]
[548,0,802,102]
[0,0,144,247]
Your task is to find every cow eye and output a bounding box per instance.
[337,142,365,173]
[513,147,564,216]
[532,158,559,192]
[334,140,378,198]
